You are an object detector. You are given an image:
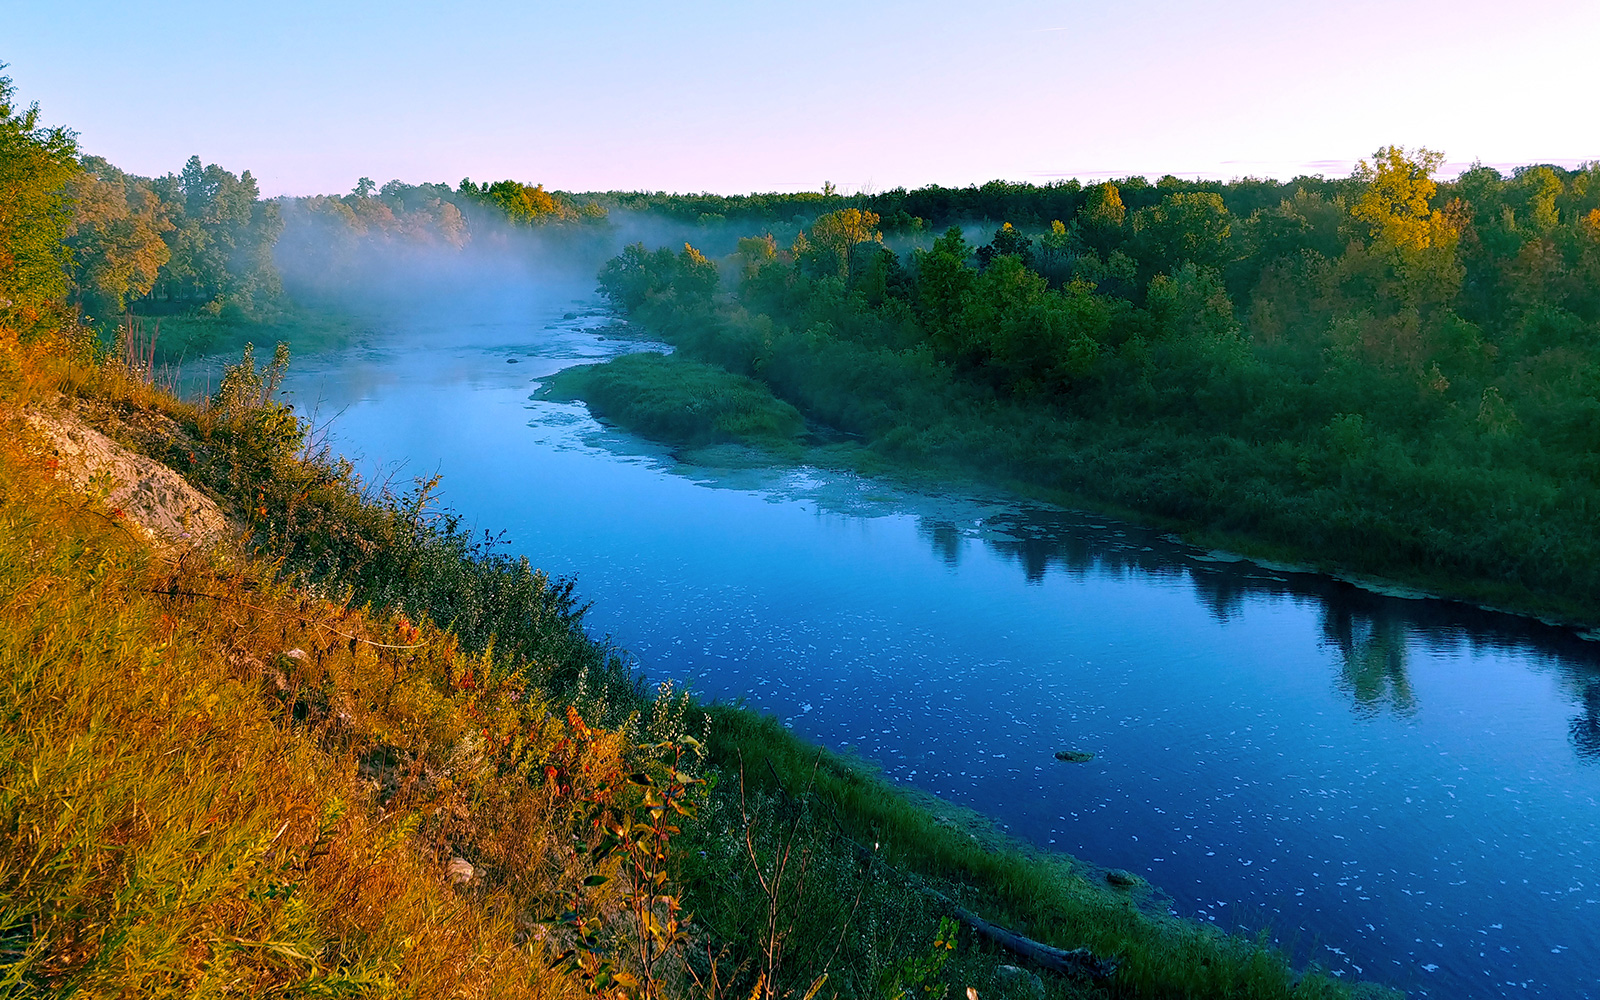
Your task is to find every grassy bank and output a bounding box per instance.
[0,323,1386,998]
[1,337,617,999]
[545,352,808,456]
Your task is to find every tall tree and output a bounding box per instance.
[154,156,283,316]
[1347,145,1464,318]
[1133,191,1232,273]
[800,208,882,285]
[65,156,173,313]
[0,68,79,329]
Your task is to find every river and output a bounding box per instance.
[269,271,1600,999]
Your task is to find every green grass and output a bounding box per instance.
[678,706,1380,1000]
[545,352,808,455]
[111,305,365,371]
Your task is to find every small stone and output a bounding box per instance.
[284,648,307,661]
[447,857,474,884]
[1054,749,1094,762]
[506,358,519,364]
[1105,869,1139,887]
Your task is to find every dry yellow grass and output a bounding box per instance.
[0,330,631,999]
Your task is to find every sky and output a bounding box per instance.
[4,0,1597,198]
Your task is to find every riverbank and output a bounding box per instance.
[547,343,1600,638]
[0,326,1386,998]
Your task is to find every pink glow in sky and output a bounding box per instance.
[5,0,1596,196]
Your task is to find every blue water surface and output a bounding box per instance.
[278,281,1600,1000]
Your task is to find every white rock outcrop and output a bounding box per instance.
[25,408,232,556]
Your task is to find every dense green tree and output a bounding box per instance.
[146,156,282,318]
[599,242,684,311]
[0,69,79,329]
[956,254,1105,395]
[65,156,173,313]
[975,222,1034,269]
[912,227,976,358]
[1133,191,1233,273]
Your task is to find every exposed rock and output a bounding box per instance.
[447,856,475,884]
[1054,749,1095,763]
[24,408,231,556]
[1104,869,1140,888]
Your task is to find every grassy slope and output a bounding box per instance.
[0,329,1380,999]
[0,356,596,999]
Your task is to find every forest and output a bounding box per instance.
[585,153,1600,623]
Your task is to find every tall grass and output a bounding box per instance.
[0,334,627,998]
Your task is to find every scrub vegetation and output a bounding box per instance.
[3,65,1391,998]
[587,156,1600,625]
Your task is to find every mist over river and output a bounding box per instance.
[271,273,1600,1000]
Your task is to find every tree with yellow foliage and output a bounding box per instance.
[1348,145,1464,310]
[66,157,173,312]
[799,208,882,285]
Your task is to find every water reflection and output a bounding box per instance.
[1321,610,1416,718]
[1572,682,1600,760]
[902,501,1600,750]
[920,520,963,567]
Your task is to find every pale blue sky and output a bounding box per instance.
[5,0,1596,196]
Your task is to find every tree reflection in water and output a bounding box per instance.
[920,520,964,568]
[1320,608,1417,717]
[1571,683,1600,760]
[906,504,1600,750]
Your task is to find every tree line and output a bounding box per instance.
[1,67,609,333]
[597,149,1600,619]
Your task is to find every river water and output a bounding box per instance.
[273,278,1600,999]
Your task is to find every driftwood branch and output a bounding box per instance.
[764,757,1118,981]
[945,902,1119,980]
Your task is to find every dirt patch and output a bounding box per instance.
[25,407,233,556]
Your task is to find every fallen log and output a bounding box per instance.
[945,902,1119,980]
